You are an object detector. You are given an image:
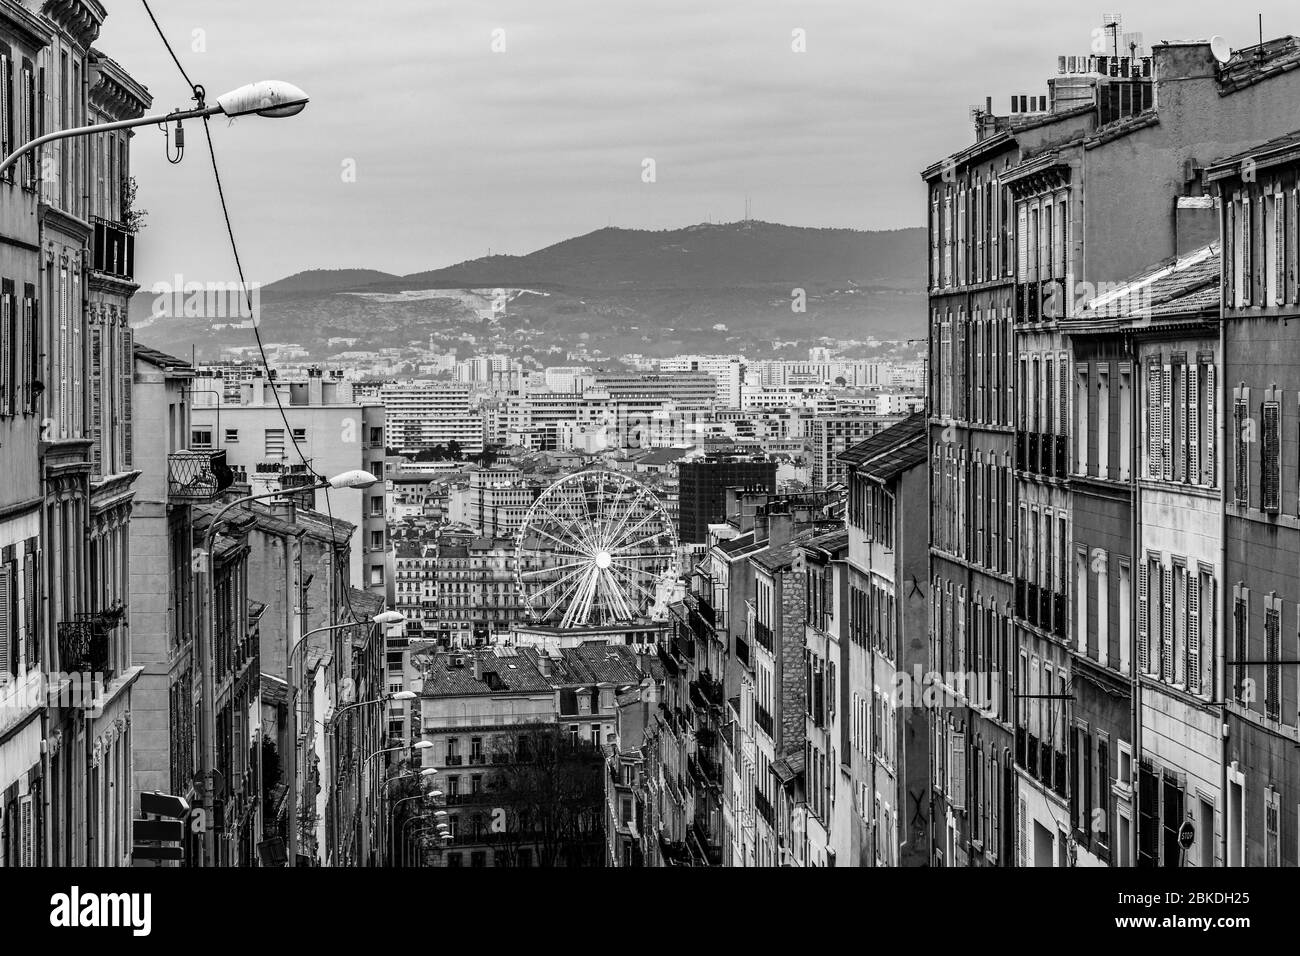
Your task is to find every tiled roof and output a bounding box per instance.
[133,342,192,371]
[751,532,816,574]
[1078,242,1220,322]
[838,412,927,483]
[771,750,805,785]
[1216,36,1300,95]
[1206,128,1300,180]
[553,644,647,686]
[420,647,554,697]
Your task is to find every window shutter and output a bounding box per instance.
[1189,363,1200,482]
[0,561,10,675]
[1137,561,1149,673]
[1180,364,1189,482]
[1243,198,1253,305]
[1188,576,1201,695]
[19,794,33,867]
[1148,363,1161,477]
[121,326,134,468]
[1017,204,1028,282]
[1161,365,1173,481]
[1234,398,1248,504]
[1200,576,1214,698]
[1017,795,1027,867]
[1276,193,1286,305]
[1265,606,1281,721]
[23,549,36,671]
[0,54,9,164]
[89,325,102,477]
[0,290,9,417]
[1262,402,1280,512]
[1204,363,1216,486]
[1161,566,1174,683]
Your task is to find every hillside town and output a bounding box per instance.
[0,4,1295,920]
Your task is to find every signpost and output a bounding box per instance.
[133,791,190,867]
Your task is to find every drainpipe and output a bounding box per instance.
[1127,332,1141,867]
[1218,237,1229,869]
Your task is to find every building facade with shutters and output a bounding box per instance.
[925,26,1300,867]
[1208,135,1300,867]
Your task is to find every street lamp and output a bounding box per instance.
[357,740,432,866]
[328,690,415,866]
[197,470,375,868]
[0,80,309,179]
[285,609,405,868]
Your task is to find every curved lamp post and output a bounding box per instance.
[198,469,376,869]
[0,80,309,179]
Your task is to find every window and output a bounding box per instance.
[1266,788,1280,867]
[371,495,384,517]
[191,428,213,450]
[224,428,238,443]
[1262,400,1280,512]
[292,427,307,443]
[370,530,384,552]
[368,565,385,587]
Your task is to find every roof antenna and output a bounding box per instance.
[1258,13,1264,62]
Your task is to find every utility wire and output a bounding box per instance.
[140,0,363,628]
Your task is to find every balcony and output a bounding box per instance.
[753,621,773,654]
[168,449,234,502]
[444,755,464,766]
[735,637,751,669]
[689,818,723,866]
[469,754,486,766]
[58,609,121,678]
[91,216,135,281]
[755,704,774,739]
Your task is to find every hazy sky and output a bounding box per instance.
[96,1,1297,289]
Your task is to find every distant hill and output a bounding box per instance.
[262,268,400,295]
[396,221,925,291]
[134,221,927,363]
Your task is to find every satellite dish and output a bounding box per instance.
[1210,35,1232,64]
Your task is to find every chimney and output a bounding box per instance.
[308,366,324,407]
[472,655,482,681]
[537,652,551,678]
[250,368,265,407]
[269,499,296,523]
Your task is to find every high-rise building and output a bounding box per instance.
[380,380,484,455]
[677,459,777,544]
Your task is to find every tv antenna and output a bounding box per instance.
[1101,13,1122,57]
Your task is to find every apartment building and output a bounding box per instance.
[380,380,483,455]
[192,367,389,600]
[1209,132,1300,866]
[808,413,903,488]
[924,24,1300,867]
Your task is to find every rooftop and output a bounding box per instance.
[838,412,927,482]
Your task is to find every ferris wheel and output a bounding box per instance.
[515,469,679,628]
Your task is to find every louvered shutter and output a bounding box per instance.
[1175,568,1187,686]
[1201,577,1214,698]
[0,290,9,417]
[1277,193,1287,305]
[21,296,33,413]
[0,562,9,676]
[0,54,9,165]
[1017,205,1028,281]
[121,326,133,468]
[1188,576,1201,695]
[1266,607,1280,721]
[1137,561,1149,673]
[1234,398,1248,502]
[1262,402,1280,512]
[1243,198,1252,305]
[89,325,102,477]
[1161,365,1173,481]
[1017,795,1027,867]
[19,794,32,867]
[1189,363,1200,482]
[1180,364,1189,482]
[1161,566,1174,683]
[1148,363,1161,478]
[23,550,35,671]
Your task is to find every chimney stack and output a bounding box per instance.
[472,655,482,681]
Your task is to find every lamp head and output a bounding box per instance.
[327,469,379,490]
[216,80,309,118]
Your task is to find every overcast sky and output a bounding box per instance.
[97,0,1297,290]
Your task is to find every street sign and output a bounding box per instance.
[140,791,189,819]
[133,819,184,842]
[133,844,184,862]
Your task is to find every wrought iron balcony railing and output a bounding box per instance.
[92,216,135,281]
[57,608,123,678]
[168,449,234,501]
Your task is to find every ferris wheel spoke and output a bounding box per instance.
[597,479,631,547]
[520,559,588,579]
[548,567,592,624]
[602,484,651,550]
[537,498,599,552]
[604,510,659,555]
[606,562,663,611]
[609,552,676,564]
[530,563,591,603]
[610,528,672,556]
[528,521,596,556]
[561,566,600,628]
[598,568,634,621]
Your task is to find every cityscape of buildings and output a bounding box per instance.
[0,1,1298,906]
